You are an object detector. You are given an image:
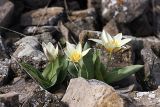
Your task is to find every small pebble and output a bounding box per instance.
[148,93,155,99]
[136,92,149,97]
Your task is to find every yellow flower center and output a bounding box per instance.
[70,51,81,62]
[111,39,121,47]
[105,40,121,53]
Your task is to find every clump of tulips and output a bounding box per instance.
[21,30,143,90]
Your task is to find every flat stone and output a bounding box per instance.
[0,0,14,27]
[102,0,149,23]
[62,77,124,107]
[20,7,65,26]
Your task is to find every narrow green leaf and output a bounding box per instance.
[80,63,89,79]
[57,56,68,83]
[20,62,51,88]
[50,72,58,87]
[42,62,52,79]
[83,42,90,51]
[68,62,78,77]
[83,49,94,79]
[104,65,144,84]
[94,56,104,81]
[42,58,59,81]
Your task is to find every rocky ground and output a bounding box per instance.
[0,0,160,107]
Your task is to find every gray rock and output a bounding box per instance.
[62,77,124,107]
[0,0,14,27]
[126,36,160,56]
[20,7,65,26]
[0,77,38,105]
[87,0,101,10]
[23,26,60,43]
[22,0,50,9]
[100,45,133,68]
[101,0,149,23]
[118,24,132,35]
[0,92,19,107]
[65,8,98,39]
[23,26,58,35]
[11,36,46,77]
[134,48,159,91]
[0,58,11,86]
[141,48,160,85]
[103,19,119,36]
[129,14,153,36]
[22,88,66,107]
[35,32,54,43]
[152,0,160,38]
[0,34,7,58]
[129,86,160,107]
[124,36,160,91]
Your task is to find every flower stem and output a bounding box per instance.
[73,62,79,75]
[77,63,82,77]
[106,52,112,72]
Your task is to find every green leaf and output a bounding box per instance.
[83,42,90,51]
[80,62,88,79]
[83,49,94,79]
[94,56,104,81]
[57,56,68,83]
[42,62,52,79]
[68,62,78,77]
[104,65,144,84]
[42,58,59,86]
[20,62,51,88]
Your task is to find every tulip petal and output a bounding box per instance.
[114,33,122,40]
[82,48,91,57]
[120,38,131,46]
[104,32,113,43]
[76,42,82,53]
[64,49,70,58]
[66,41,76,53]
[42,42,47,54]
[47,42,56,53]
[101,30,109,43]
[54,45,58,57]
[89,39,103,45]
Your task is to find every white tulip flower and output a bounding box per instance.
[42,42,58,62]
[65,42,91,63]
[89,30,131,53]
